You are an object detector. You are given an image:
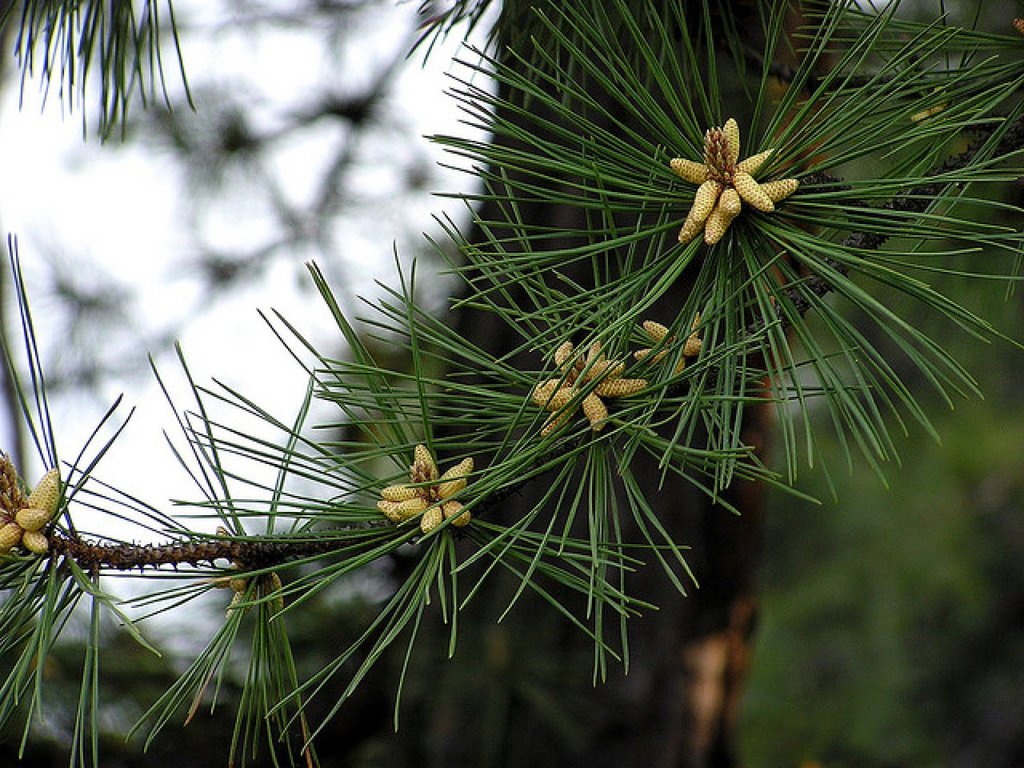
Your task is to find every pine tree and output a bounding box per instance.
[2,1,1023,766]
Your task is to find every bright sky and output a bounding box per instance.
[0,1,492,541]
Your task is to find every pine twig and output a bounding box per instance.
[47,530,346,572]
[780,116,1024,319]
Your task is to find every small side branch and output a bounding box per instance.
[49,531,344,572]
[784,116,1024,318]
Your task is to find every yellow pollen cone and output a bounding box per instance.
[642,320,670,342]
[677,214,704,244]
[442,500,472,527]
[0,521,22,553]
[381,484,419,502]
[546,387,576,411]
[582,393,608,430]
[531,379,561,406]
[377,500,403,523]
[760,178,799,203]
[690,180,724,224]
[394,496,429,521]
[27,469,60,516]
[736,149,773,176]
[554,341,575,368]
[733,172,775,212]
[16,507,51,533]
[22,530,48,555]
[541,411,571,436]
[719,188,742,216]
[684,335,703,358]
[705,193,742,245]
[722,118,741,162]
[420,505,443,534]
[670,157,708,184]
[438,457,474,499]
[594,378,646,398]
[412,444,438,482]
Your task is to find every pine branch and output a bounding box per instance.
[47,530,343,572]
[3,6,1024,764]
[31,112,1023,577]
[783,115,1024,320]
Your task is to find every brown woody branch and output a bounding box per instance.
[48,531,346,573]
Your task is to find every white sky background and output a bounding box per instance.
[0,1,493,540]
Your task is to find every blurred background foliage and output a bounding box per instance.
[746,394,1024,766]
[2,0,1024,766]
[743,257,1024,766]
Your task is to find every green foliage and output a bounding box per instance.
[742,394,1024,766]
[435,0,1024,488]
[3,0,189,137]
[1,1,1024,765]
